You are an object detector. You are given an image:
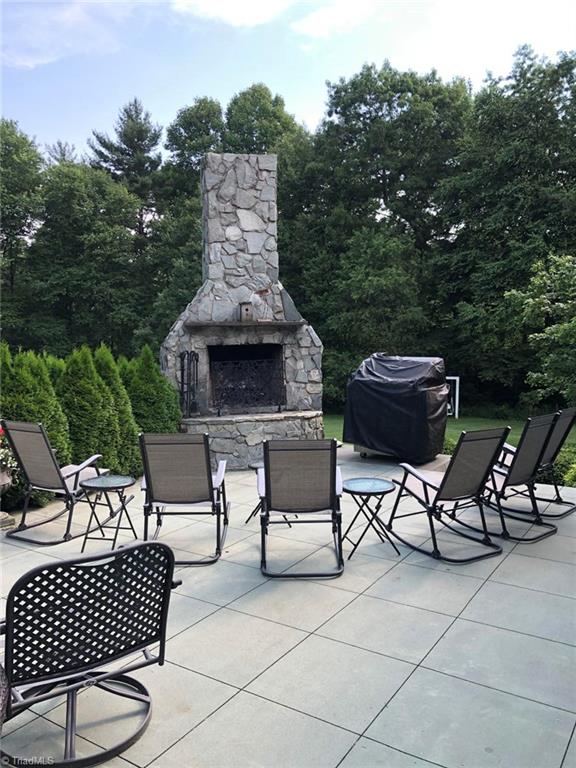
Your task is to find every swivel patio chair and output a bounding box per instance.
[499,408,575,518]
[387,427,510,563]
[0,541,177,768]
[482,413,559,541]
[139,432,229,566]
[259,439,344,578]
[1,419,109,546]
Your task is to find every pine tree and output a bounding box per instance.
[126,345,181,433]
[58,346,120,470]
[14,350,72,464]
[94,344,142,475]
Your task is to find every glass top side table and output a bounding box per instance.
[80,474,137,552]
[342,476,400,559]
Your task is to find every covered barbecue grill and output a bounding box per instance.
[343,355,449,464]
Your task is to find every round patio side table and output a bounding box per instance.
[80,474,137,552]
[342,477,400,559]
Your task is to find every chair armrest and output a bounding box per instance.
[336,466,343,496]
[257,468,266,498]
[0,620,6,636]
[61,455,102,478]
[213,460,227,489]
[171,579,183,589]
[398,463,440,489]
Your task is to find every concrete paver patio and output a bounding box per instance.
[1,444,575,768]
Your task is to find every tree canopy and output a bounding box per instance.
[2,49,575,410]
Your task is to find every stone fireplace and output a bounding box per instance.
[160,153,323,468]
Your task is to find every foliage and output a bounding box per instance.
[507,254,576,405]
[89,98,161,202]
[224,83,300,153]
[57,346,120,470]
[442,435,458,455]
[2,49,575,410]
[435,48,576,398]
[0,344,55,509]
[42,352,67,387]
[94,344,142,475]
[125,345,181,433]
[7,163,141,356]
[564,463,576,488]
[13,350,72,464]
[0,119,43,339]
[165,97,224,176]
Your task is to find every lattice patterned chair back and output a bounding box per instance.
[1,542,176,767]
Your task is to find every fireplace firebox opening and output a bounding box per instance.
[208,344,286,415]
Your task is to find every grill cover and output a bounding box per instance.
[343,355,449,464]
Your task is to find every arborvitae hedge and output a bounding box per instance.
[0,344,55,509]
[42,352,66,388]
[117,355,134,389]
[14,350,72,464]
[126,345,181,433]
[58,346,120,471]
[94,344,142,475]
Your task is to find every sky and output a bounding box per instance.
[2,0,575,156]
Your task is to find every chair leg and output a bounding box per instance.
[143,503,150,540]
[64,689,78,761]
[260,512,268,570]
[387,475,405,530]
[426,508,441,559]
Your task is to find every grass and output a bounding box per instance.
[323,413,576,448]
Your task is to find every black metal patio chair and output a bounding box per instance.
[259,439,344,578]
[0,542,177,768]
[1,419,109,546]
[482,413,559,541]
[387,427,510,563]
[140,432,229,566]
[499,408,575,518]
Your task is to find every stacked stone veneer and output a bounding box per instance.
[161,152,324,468]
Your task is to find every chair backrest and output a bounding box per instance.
[1,420,65,492]
[539,408,575,469]
[140,432,213,505]
[437,427,510,502]
[506,413,558,487]
[4,542,175,687]
[264,439,337,513]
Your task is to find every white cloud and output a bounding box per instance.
[2,0,139,69]
[291,0,383,39]
[169,0,296,27]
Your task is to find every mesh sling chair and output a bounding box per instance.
[259,439,344,578]
[499,408,576,519]
[0,542,177,768]
[387,428,510,563]
[140,433,229,566]
[1,420,109,546]
[481,413,559,542]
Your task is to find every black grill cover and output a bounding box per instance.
[343,355,449,464]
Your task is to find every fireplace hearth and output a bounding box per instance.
[161,153,323,468]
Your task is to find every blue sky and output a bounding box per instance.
[2,0,575,156]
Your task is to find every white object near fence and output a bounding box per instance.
[447,376,460,419]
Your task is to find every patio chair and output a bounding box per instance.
[499,408,575,518]
[1,419,109,546]
[387,427,510,563]
[139,432,229,566]
[259,439,344,578]
[0,542,178,767]
[482,413,559,541]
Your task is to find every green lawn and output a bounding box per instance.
[324,413,576,448]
